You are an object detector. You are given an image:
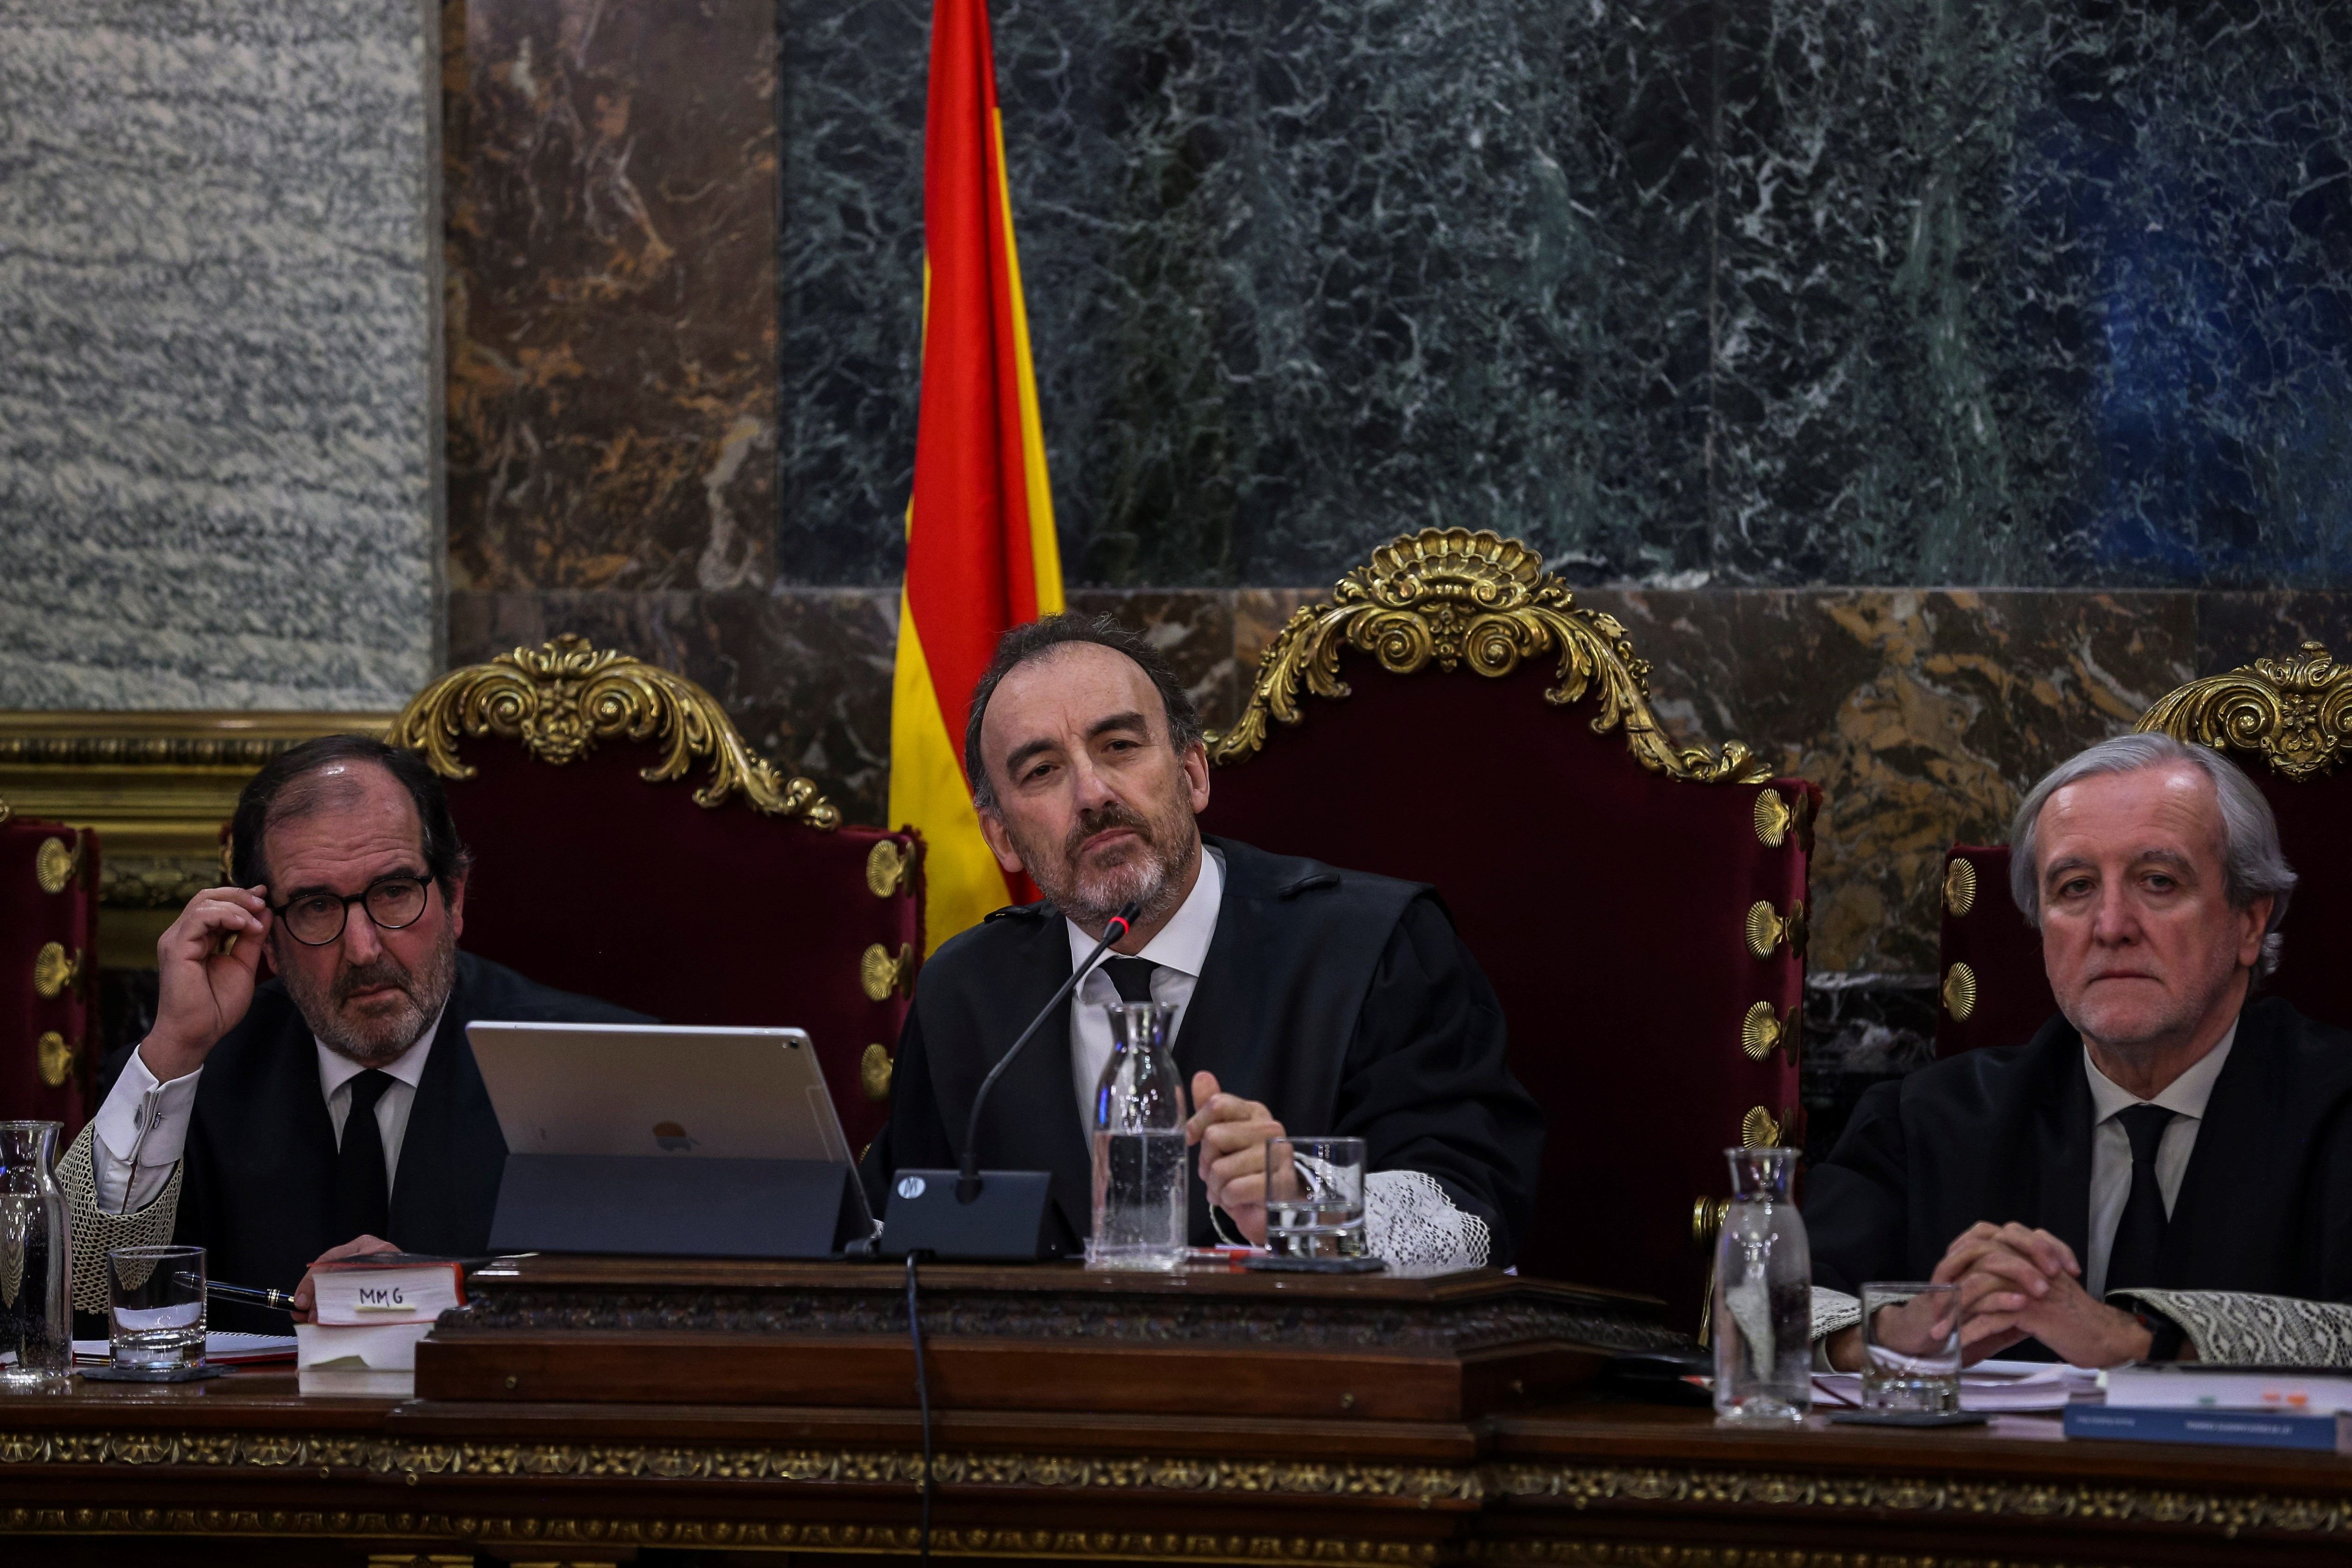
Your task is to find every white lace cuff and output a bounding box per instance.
[2112,1289,2352,1367]
[1364,1168,1489,1277]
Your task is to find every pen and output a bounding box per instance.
[194,1277,296,1313]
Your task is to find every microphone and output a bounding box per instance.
[957,899,1140,1204]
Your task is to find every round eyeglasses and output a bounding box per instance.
[270,876,431,946]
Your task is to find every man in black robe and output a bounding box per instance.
[65,737,641,1329]
[1806,732,2352,1367]
[861,615,1542,1269]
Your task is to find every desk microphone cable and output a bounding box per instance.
[905,1252,933,1565]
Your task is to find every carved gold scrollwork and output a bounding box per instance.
[1743,899,1806,960]
[1740,1106,1783,1148]
[33,942,80,999]
[2139,639,2352,780]
[1740,1001,1799,1067]
[1943,856,1977,917]
[859,943,915,1003]
[1207,529,1770,784]
[865,838,914,898]
[860,1043,894,1102]
[1943,962,1978,1022]
[35,835,79,894]
[36,1032,78,1090]
[389,635,841,828]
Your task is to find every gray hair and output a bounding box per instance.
[2008,732,2297,977]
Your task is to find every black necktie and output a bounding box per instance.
[332,1070,396,1243]
[1101,956,1160,1004]
[2104,1103,2177,1293]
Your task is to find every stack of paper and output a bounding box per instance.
[1813,1359,2102,1413]
[296,1255,464,1396]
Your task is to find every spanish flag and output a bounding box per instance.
[890,0,1063,952]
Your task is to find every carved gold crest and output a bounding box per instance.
[390,636,840,828]
[2140,639,2352,780]
[1207,528,1771,784]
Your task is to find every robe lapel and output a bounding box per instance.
[2163,1006,2298,1292]
[963,917,1095,1245]
[2024,1045,2095,1269]
[386,1004,471,1252]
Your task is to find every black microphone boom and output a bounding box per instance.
[956,899,1140,1203]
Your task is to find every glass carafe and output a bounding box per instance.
[1712,1145,1810,1422]
[0,1121,71,1391]
[1087,1001,1189,1271]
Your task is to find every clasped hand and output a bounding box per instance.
[1829,1222,2154,1371]
[1184,1071,1283,1245]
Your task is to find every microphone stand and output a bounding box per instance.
[956,899,1140,1205]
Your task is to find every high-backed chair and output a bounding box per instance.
[1198,529,1816,1327]
[1936,641,2352,1055]
[388,636,923,1155]
[0,810,101,1132]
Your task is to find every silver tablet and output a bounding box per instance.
[466,1020,864,1190]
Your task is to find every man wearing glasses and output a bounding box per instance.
[62,736,641,1327]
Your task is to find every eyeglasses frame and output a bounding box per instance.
[267,872,436,948]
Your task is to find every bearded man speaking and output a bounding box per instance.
[61,737,642,1326]
[861,616,1543,1271]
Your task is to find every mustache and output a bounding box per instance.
[333,958,415,1006]
[1064,803,1154,862]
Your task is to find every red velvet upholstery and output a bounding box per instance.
[1201,653,1812,1325]
[0,817,101,1133]
[427,738,922,1158]
[1937,764,2352,1055]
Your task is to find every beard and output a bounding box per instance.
[281,922,460,1068]
[1014,795,1198,931]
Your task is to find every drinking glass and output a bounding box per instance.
[1861,1281,1962,1414]
[1711,1146,1810,1423]
[0,1121,71,1391]
[108,1246,207,1370]
[1264,1137,1367,1259]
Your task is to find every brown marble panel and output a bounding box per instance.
[1064,590,1240,734]
[1586,589,2198,974]
[448,588,896,827]
[2195,590,2352,676]
[444,0,778,591]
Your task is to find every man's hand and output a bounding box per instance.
[143,885,273,1082]
[288,1234,401,1323]
[1935,1221,2152,1368]
[1184,1070,1284,1245]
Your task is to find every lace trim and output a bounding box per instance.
[58,1122,181,1314]
[1810,1285,1862,1344]
[2112,1288,2352,1368]
[1363,1168,1488,1277]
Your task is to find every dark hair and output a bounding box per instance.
[963,613,1205,810]
[229,735,472,896]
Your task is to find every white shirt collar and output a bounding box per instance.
[1064,843,1224,981]
[315,1005,445,1100]
[2083,1017,2238,1124]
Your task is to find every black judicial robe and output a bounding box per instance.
[1807,996,2352,1318]
[163,953,643,1328]
[859,835,1544,1264]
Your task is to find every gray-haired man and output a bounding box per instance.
[1807,732,2352,1368]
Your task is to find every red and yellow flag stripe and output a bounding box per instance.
[890,0,1063,951]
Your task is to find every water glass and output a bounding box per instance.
[1711,1146,1811,1423]
[1861,1281,1962,1414]
[108,1246,207,1370]
[1264,1137,1367,1259]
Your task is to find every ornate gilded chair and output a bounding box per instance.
[0,808,101,1131]
[1199,529,1816,1327]
[388,637,923,1154]
[1936,642,2352,1055]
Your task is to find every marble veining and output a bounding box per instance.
[0,0,441,708]
[776,0,2352,589]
